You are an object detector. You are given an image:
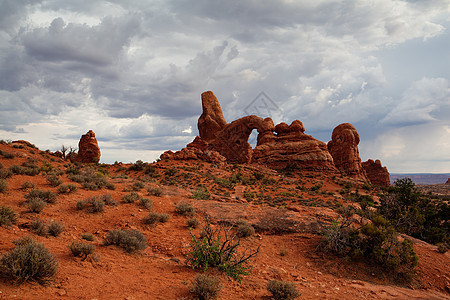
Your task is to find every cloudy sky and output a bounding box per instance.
[0,0,449,173]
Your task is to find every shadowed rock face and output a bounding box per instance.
[327,123,367,179]
[198,91,227,143]
[253,120,337,171]
[210,115,273,164]
[362,159,390,187]
[75,130,101,164]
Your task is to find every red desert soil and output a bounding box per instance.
[0,142,449,299]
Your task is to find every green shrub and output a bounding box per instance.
[187,217,200,228]
[0,205,18,226]
[320,211,418,279]
[143,212,170,225]
[81,233,95,241]
[186,219,260,281]
[26,197,47,213]
[139,197,153,210]
[175,202,195,217]
[104,229,147,253]
[147,186,163,196]
[236,221,255,238]
[68,241,96,260]
[267,279,300,300]
[0,179,7,193]
[192,187,210,200]
[48,221,64,237]
[0,236,58,284]
[190,273,222,300]
[30,219,48,236]
[122,192,140,203]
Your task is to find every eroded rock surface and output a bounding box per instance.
[362,159,390,187]
[327,123,367,179]
[253,120,337,171]
[198,91,227,143]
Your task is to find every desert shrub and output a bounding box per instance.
[0,236,58,284]
[132,181,145,191]
[21,181,35,189]
[320,211,418,279]
[243,191,255,201]
[310,183,322,192]
[0,168,12,179]
[85,197,105,213]
[236,220,255,238]
[192,187,210,200]
[0,205,17,226]
[165,167,177,177]
[48,221,64,237]
[25,189,56,204]
[187,217,200,228]
[30,219,48,236]
[129,160,146,171]
[81,233,95,241]
[99,194,118,206]
[267,279,300,300]
[68,241,95,260]
[58,183,78,194]
[76,199,88,210]
[104,229,147,253]
[39,161,53,173]
[175,202,195,217]
[26,197,47,213]
[190,273,222,300]
[0,179,7,193]
[0,151,15,159]
[437,243,449,254]
[186,218,260,281]
[143,211,170,225]
[9,164,23,174]
[147,186,163,196]
[46,175,62,187]
[68,167,111,190]
[122,192,140,203]
[379,178,450,246]
[139,197,153,210]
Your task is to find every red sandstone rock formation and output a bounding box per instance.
[446,178,450,184]
[327,123,367,180]
[210,115,273,164]
[74,130,101,164]
[160,136,226,164]
[362,159,390,187]
[253,120,337,171]
[198,91,227,143]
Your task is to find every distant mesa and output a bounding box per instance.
[71,130,101,164]
[161,91,390,186]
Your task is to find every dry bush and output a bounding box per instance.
[48,221,64,237]
[143,212,170,225]
[122,192,140,203]
[267,279,300,300]
[175,202,195,217]
[0,205,17,227]
[190,273,222,300]
[68,241,95,260]
[104,229,147,253]
[0,236,58,284]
